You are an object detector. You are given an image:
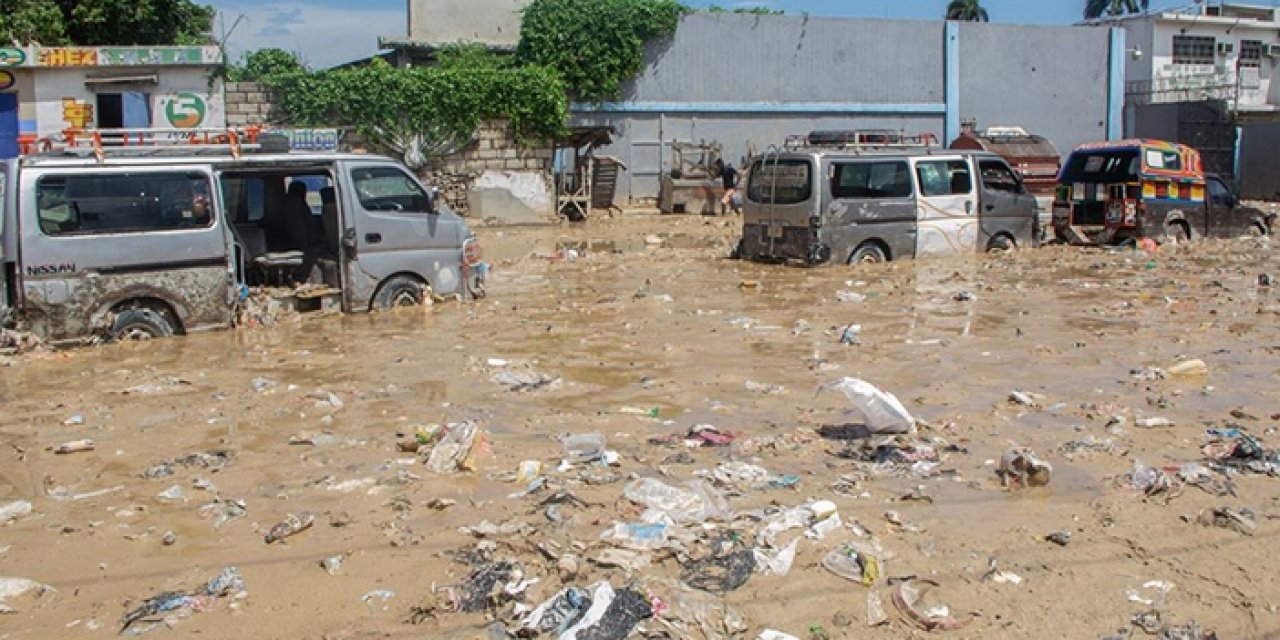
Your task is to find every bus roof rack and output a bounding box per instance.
[784,129,940,154]
[26,126,282,162]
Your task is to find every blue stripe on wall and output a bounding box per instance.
[1107,27,1125,141]
[944,22,961,145]
[572,101,947,115]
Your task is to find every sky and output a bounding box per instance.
[203,0,1247,69]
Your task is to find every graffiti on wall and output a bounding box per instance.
[61,98,94,129]
[163,93,207,128]
[37,48,99,67]
[0,48,26,66]
[0,46,220,68]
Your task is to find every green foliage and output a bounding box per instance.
[268,58,566,167]
[0,0,66,44]
[0,0,213,46]
[228,48,306,82]
[1084,0,1148,19]
[706,5,784,15]
[517,0,687,102]
[945,0,989,22]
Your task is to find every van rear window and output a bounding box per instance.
[37,172,213,236]
[1060,149,1140,183]
[748,159,812,205]
[831,161,911,199]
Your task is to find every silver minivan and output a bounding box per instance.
[0,146,485,343]
[736,138,1039,265]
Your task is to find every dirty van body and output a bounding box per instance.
[736,146,1038,266]
[1052,139,1274,246]
[0,148,484,345]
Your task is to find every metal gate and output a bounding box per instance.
[1176,101,1236,183]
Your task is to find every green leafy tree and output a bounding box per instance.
[270,58,566,169]
[517,0,686,102]
[1084,0,1148,19]
[945,0,989,22]
[0,0,66,44]
[229,48,305,82]
[0,0,213,46]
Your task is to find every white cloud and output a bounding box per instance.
[213,2,405,69]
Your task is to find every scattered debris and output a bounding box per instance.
[998,447,1052,488]
[892,579,975,631]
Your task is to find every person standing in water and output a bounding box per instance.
[715,159,740,215]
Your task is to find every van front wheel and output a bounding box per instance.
[109,308,175,341]
[373,275,427,310]
[849,243,887,265]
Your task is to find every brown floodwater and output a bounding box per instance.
[1,213,1278,639]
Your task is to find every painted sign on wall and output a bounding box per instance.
[164,92,207,128]
[0,70,15,92]
[0,46,221,68]
[0,49,26,66]
[61,98,94,129]
[37,49,99,67]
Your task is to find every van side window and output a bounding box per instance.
[978,160,1022,194]
[351,167,430,212]
[831,161,911,199]
[37,172,212,236]
[916,160,972,197]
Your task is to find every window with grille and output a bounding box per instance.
[1172,35,1215,65]
[1240,40,1263,67]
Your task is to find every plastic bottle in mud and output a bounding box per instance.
[265,512,315,544]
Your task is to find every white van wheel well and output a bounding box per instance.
[849,240,889,264]
[371,273,432,310]
[109,298,182,334]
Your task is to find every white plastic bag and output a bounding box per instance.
[753,537,800,577]
[820,377,915,434]
[623,478,731,524]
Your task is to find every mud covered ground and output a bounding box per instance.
[1,212,1279,639]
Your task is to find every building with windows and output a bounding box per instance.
[1109,3,1280,115]
[0,45,226,159]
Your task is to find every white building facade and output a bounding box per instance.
[1114,3,1280,115]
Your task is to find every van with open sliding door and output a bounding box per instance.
[0,129,485,344]
[735,130,1039,266]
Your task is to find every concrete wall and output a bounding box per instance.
[407,0,529,47]
[224,81,275,127]
[618,14,945,104]
[437,120,552,174]
[30,67,224,139]
[958,23,1112,158]
[573,13,1122,203]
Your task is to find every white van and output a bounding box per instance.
[735,131,1040,265]
[1,135,485,343]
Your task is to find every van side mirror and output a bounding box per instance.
[426,187,439,214]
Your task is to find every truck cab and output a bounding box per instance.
[1052,139,1274,244]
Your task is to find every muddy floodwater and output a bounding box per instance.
[2,213,1279,639]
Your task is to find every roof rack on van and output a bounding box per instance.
[784,129,941,154]
[30,126,270,162]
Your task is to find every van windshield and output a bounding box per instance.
[1060,149,1140,183]
[748,159,812,205]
